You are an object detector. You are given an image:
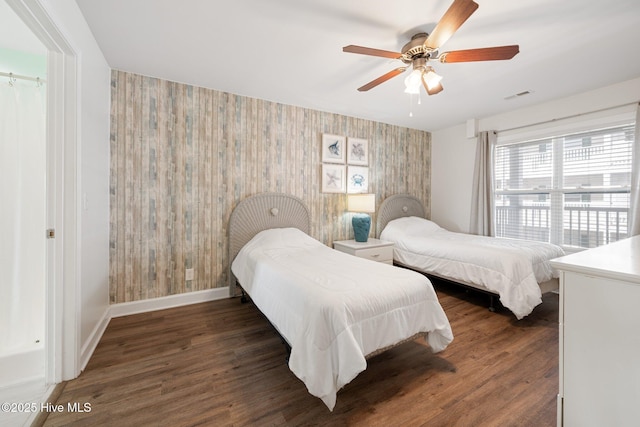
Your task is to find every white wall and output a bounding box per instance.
[39,0,111,369]
[430,123,475,232]
[432,77,640,233]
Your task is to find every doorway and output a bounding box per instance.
[0,0,80,424]
[0,0,48,390]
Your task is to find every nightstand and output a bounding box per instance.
[333,239,394,265]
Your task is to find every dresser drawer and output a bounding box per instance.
[355,246,393,263]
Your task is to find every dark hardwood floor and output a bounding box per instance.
[42,281,559,426]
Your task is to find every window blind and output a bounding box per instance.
[494,123,634,249]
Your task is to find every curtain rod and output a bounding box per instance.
[496,101,639,133]
[0,71,46,84]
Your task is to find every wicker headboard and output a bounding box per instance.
[228,193,311,293]
[376,194,426,237]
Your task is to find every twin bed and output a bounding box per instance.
[228,192,563,409]
[229,193,453,410]
[377,194,565,319]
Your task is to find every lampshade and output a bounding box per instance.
[404,85,420,95]
[404,69,422,93]
[404,65,442,96]
[348,193,375,213]
[422,67,443,90]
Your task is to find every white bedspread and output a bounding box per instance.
[381,217,565,319]
[231,227,453,410]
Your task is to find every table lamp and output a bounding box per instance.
[347,193,376,242]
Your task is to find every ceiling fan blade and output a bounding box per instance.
[357,67,407,91]
[343,45,402,59]
[439,45,520,63]
[421,75,444,95]
[424,0,479,49]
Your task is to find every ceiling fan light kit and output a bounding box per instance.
[423,67,443,90]
[404,69,424,94]
[343,0,519,101]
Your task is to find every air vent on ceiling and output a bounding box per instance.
[504,90,532,100]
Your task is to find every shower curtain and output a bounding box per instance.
[0,78,46,359]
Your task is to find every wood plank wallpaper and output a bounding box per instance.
[110,70,431,303]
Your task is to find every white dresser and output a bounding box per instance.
[333,238,394,265]
[550,236,640,427]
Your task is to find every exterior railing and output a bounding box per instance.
[495,204,628,248]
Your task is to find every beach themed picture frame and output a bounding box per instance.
[321,133,346,164]
[321,164,346,193]
[347,166,369,194]
[347,137,368,166]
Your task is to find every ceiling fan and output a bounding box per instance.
[343,0,519,96]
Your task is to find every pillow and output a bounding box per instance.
[246,227,320,251]
[381,216,441,239]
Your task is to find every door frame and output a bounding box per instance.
[7,0,80,383]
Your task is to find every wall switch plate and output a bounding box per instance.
[185,268,194,281]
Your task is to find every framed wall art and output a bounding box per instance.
[321,133,346,164]
[347,137,368,165]
[321,164,346,193]
[347,166,369,194]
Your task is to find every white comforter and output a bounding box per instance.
[231,227,453,410]
[381,217,565,319]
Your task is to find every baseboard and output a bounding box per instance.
[109,287,230,318]
[80,307,110,372]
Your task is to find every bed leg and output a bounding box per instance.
[282,338,291,363]
[276,331,291,365]
[488,295,496,312]
[240,289,249,304]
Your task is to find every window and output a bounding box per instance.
[494,123,634,249]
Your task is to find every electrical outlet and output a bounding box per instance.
[185,268,194,281]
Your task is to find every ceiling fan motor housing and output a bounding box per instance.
[400,33,438,64]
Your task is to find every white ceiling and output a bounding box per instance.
[75,0,640,132]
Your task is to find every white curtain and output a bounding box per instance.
[630,104,640,237]
[0,80,46,356]
[469,131,496,236]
